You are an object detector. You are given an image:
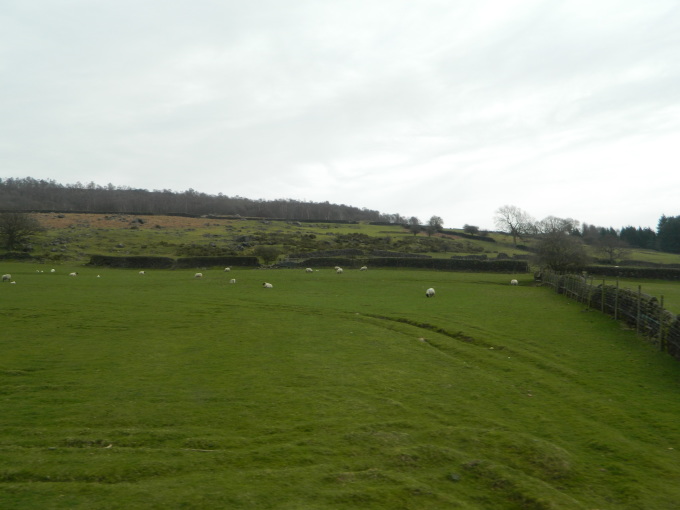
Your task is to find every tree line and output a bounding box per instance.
[0,177,407,223]
[494,205,680,271]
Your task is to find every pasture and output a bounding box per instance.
[1,263,680,509]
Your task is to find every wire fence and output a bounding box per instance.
[541,271,680,361]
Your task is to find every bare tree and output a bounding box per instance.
[594,235,630,264]
[253,245,282,264]
[463,224,480,236]
[407,216,422,236]
[425,216,444,236]
[0,212,43,251]
[534,231,590,272]
[536,216,580,235]
[494,205,534,245]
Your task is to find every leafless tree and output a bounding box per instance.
[425,216,444,236]
[463,224,480,236]
[253,245,282,264]
[0,212,43,251]
[534,230,590,272]
[494,205,534,245]
[407,216,422,236]
[594,235,630,264]
[535,216,580,235]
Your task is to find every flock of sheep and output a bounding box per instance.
[2,267,521,295]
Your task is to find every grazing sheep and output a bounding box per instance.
[50,268,56,273]
[2,274,11,282]
[139,271,146,275]
[510,279,518,285]
[229,278,236,284]
[336,267,343,274]
[69,272,78,277]
[360,266,368,271]
[224,267,231,272]
[10,281,16,284]
[305,268,313,273]
[194,273,203,279]
[263,282,273,288]
[425,288,435,298]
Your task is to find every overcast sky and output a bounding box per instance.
[2,1,679,230]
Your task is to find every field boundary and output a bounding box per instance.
[542,271,680,361]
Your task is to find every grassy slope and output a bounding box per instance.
[1,265,679,509]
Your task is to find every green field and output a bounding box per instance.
[1,263,679,509]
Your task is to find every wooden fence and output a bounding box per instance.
[542,271,680,361]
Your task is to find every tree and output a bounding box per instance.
[0,212,43,251]
[494,205,534,245]
[594,235,630,264]
[463,224,480,236]
[253,245,282,264]
[425,216,444,237]
[534,231,590,272]
[620,226,656,249]
[657,215,680,253]
[535,216,579,235]
[407,216,422,236]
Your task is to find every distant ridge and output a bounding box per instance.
[0,176,407,223]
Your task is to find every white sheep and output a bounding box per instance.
[194,273,203,279]
[425,288,435,298]
[69,272,78,277]
[360,266,367,271]
[50,268,56,273]
[229,278,236,284]
[262,282,273,288]
[139,270,146,275]
[305,268,313,273]
[224,267,231,272]
[2,274,11,282]
[336,267,343,274]
[510,279,518,285]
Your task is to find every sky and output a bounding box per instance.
[2,0,679,231]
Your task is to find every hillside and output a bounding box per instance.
[3,212,678,266]
[8,212,522,265]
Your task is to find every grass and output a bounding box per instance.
[1,263,680,508]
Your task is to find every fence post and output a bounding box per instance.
[659,295,666,352]
[636,285,642,335]
[614,279,619,320]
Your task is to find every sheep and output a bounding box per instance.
[360,266,368,271]
[336,267,343,274]
[50,268,56,273]
[262,282,273,288]
[510,279,518,285]
[69,272,78,277]
[2,274,11,282]
[194,273,203,279]
[305,268,313,273]
[224,267,231,272]
[229,278,236,284]
[425,287,435,298]
[139,270,146,275]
